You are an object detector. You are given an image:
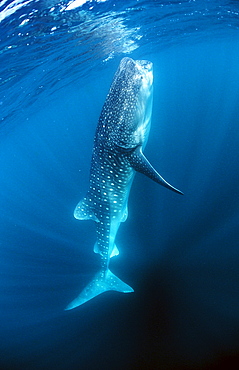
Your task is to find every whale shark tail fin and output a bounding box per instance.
[65,269,134,310]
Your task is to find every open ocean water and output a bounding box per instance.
[1,0,239,369]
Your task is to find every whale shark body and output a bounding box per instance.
[66,57,183,310]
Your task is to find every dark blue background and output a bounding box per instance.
[1,1,239,369]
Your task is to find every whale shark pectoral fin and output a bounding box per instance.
[94,242,119,258]
[65,269,134,310]
[128,147,184,195]
[74,197,99,222]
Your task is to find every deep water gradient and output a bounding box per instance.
[1,1,239,369]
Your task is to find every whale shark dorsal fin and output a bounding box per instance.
[74,197,100,222]
[94,242,119,258]
[110,245,119,258]
[121,206,128,222]
[128,147,184,195]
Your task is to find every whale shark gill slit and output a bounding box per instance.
[66,57,183,310]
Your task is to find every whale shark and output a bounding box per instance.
[66,57,183,310]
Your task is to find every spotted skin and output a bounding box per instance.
[66,57,183,310]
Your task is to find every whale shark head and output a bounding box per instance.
[99,57,153,150]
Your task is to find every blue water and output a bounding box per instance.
[1,0,239,368]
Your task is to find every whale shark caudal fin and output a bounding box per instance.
[65,269,134,310]
[128,147,184,195]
